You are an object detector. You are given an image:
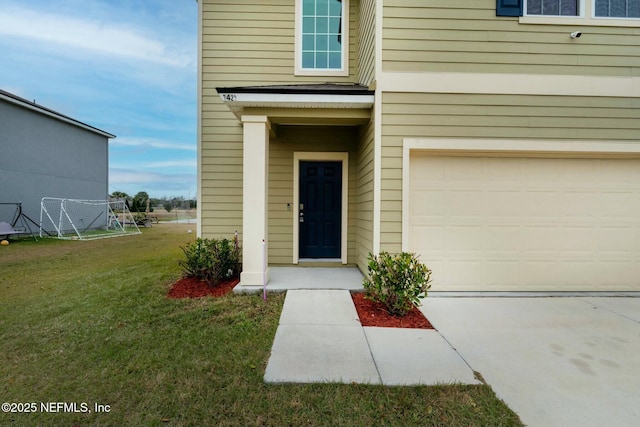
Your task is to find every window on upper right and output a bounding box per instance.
[594,0,640,18]
[512,0,640,24]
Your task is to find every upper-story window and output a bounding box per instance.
[595,0,640,17]
[295,0,349,76]
[526,0,580,16]
[501,0,640,24]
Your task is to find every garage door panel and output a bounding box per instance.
[444,260,488,287]
[408,154,640,291]
[596,227,638,252]
[557,159,596,183]
[598,159,640,184]
[485,226,523,251]
[484,191,522,216]
[411,225,443,252]
[600,192,638,218]
[555,227,597,252]
[444,190,485,218]
[519,261,562,288]
[599,262,640,287]
[521,191,560,217]
[443,157,485,181]
[558,192,600,217]
[556,261,598,287]
[411,189,443,216]
[485,158,523,182]
[410,154,444,181]
[522,227,560,251]
[444,226,486,252]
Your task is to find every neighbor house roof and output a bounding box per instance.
[0,88,115,139]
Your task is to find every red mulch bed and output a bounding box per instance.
[352,293,434,329]
[167,276,239,299]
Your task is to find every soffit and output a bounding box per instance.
[216,83,374,125]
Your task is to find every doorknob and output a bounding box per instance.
[299,212,304,223]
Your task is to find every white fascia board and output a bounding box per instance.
[378,72,640,98]
[218,92,374,107]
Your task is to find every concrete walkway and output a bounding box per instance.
[265,290,640,427]
[234,267,364,293]
[264,289,480,385]
[420,297,640,427]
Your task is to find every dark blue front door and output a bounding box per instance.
[299,161,342,259]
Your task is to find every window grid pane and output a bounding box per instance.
[301,0,343,70]
[595,0,640,17]
[527,0,578,16]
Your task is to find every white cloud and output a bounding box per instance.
[141,160,197,168]
[109,168,196,198]
[109,169,164,185]
[111,137,196,152]
[0,6,192,67]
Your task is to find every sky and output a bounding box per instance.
[0,0,198,199]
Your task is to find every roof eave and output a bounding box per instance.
[0,90,116,139]
[216,85,374,121]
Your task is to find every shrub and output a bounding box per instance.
[179,237,240,286]
[362,251,432,317]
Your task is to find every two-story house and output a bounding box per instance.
[197,0,640,292]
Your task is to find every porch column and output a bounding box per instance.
[240,115,270,286]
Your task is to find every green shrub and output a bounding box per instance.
[179,237,240,286]
[363,251,432,316]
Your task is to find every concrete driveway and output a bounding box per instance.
[420,297,640,427]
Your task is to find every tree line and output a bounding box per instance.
[110,191,196,213]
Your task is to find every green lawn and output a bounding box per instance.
[0,224,523,426]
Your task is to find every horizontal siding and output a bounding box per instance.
[358,0,376,86]
[200,0,362,242]
[268,126,359,265]
[355,118,375,273]
[201,0,359,85]
[379,91,640,253]
[382,0,640,76]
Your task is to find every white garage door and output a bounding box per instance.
[409,153,640,291]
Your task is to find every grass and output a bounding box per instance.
[0,224,523,426]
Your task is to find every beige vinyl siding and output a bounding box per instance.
[358,0,376,86]
[268,126,358,265]
[382,0,640,76]
[355,118,375,272]
[379,91,640,252]
[200,0,361,241]
[201,0,359,85]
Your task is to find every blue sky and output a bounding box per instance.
[0,0,198,199]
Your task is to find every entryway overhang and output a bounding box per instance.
[215,83,374,288]
[217,83,374,129]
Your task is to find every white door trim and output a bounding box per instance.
[293,152,349,264]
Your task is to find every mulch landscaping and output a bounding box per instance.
[167,276,239,298]
[351,292,434,329]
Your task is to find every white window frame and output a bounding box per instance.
[294,0,349,76]
[521,0,640,26]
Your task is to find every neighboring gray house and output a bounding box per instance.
[0,89,115,228]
